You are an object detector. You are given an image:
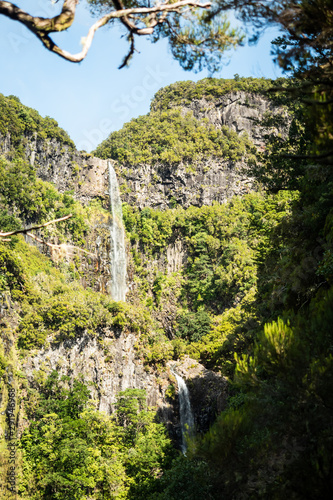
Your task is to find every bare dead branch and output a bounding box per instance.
[26,232,97,258]
[0,214,73,238]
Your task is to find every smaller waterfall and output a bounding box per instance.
[172,369,195,454]
[108,161,127,302]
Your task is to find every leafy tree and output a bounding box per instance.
[20,372,128,499]
[176,308,212,342]
[20,377,174,500]
[147,456,214,500]
[0,93,74,149]
[94,108,251,165]
[114,388,175,499]
[0,0,242,69]
[115,388,148,444]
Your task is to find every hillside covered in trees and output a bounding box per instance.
[0,70,332,500]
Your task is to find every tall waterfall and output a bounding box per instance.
[172,369,195,454]
[108,161,127,302]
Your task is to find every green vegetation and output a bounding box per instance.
[0,93,74,152]
[20,376,173,499]
[175,308,212,342]
[150,76,290,111]
[133,169,333,500]
[0,155,88,243]
[173,289,333,499]
[94,108,253,165]
[131,5,333,493]
[1,58,333,498]
[123,190,299,373]
[0,237,151,351]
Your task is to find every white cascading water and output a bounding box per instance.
[172,369,195,454]
[108,161,127,302]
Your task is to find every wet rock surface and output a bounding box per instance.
[168,357,228,435]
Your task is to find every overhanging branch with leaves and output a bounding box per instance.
[0,0,213,63]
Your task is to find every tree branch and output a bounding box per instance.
[26,232,97,258]
[0,0,78,33]
[0,0,211,62]
[118,31,136,69]
[301,98,333,106]
[0,214,73,238]
[282,151,333,160]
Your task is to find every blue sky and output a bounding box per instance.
[0,1,283,151]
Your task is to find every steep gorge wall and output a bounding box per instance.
[0,89,291,323]
[0,87,289,437]
[0,90,289,211]
[109,91,289,210]
[177,91,290,148]
[0,131,109,205]
[22,330,163,415]
[1,129,249,211]
[117,157,252,210]
[20,326,227,443]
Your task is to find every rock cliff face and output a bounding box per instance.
[22,330,162,414]
[2,130,250,211]
[0,90,288,212]
[117,158,253,210]
[0,131,109,205]
[21,328,227,444]
[178,91,290,148]
[0,87,289,444]
[111,91,289,210]
[169,357,228,435]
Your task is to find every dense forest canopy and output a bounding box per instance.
[94,106,254,165]
[150,76,289,110]
[0,93,74,150]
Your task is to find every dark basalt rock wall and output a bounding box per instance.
[0,90,287,448]
[0,90,289,211]
[21,331,227,447]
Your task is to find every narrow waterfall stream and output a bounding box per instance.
[108,161,127,302]
[172,370,195,454]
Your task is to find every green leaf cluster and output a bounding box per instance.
[0,93,74,152]
[94,108,251,165]
[0,155,88,243]
[150,76,289,112]
[20,376,173,500]
[175,308,212,342]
